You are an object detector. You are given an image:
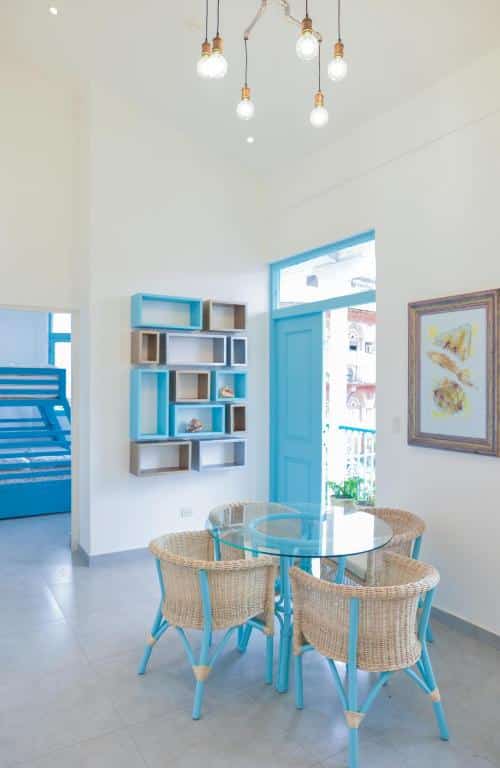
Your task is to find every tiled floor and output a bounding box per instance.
[0,514,499,767]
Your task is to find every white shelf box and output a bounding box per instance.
[164,333,226,367]
[131,330,160,365]
[170,403,225,439]
[192,439,247,471]
[131,294,202,330]
[203,301,247,332]
[130,369,169,441]
[170,370,210,402]
[226,404,247,434]
[228,336,248,367]
[130,441,191,476]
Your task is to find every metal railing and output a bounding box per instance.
[338,424,376,501]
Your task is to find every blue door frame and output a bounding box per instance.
[269,230,376,503]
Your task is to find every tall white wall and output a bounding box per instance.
[265,47,500,635]
[85,88,268,555]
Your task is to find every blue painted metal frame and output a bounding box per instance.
[138,557,273,720]
[48,313,71,366]
[211,370,248,402]
[130,368,169,441]
[131,293,203,331]
[269,231,376,504]
[169,403,225,439]
[0,367,71,519]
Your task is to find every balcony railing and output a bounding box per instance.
[338,424,376,502]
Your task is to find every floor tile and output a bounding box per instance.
[13,730,146,768]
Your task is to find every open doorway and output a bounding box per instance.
[0,309,72,521]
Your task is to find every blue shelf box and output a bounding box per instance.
[131,294,202,331]
[130,368,169,441]
[211,370,247,402]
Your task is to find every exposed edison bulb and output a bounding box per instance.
[310,92,329,127]
[296,18,318,62]
[197,42,212,79]
[210,36,228,79]
[236,87,255,120]
[328,41,347,82]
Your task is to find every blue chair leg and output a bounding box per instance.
[420,644,449,741]
[295,654,304,709]
[237,624,252,653]
[265,635,274,684]
[348,728,360,768]
[192,629,211,720]
[138,605,163,675]
[426,621,434,644]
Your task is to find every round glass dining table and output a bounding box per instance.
[207,501,393,693]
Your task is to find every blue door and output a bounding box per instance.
[271,313,323,504]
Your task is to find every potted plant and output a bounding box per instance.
[327,476,361,510]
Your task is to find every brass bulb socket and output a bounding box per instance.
[201,40,212,56]
[334,40,344,58]
[314,90,325,108]
[301,17,313,33]
[241,86,251,100]
[212,35,224,54]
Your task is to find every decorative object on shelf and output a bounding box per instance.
[203,300,247,332]
[310,41,328,128]
[219,385,234,399]
[192,438,247,471]
[187,418,204,433]
[197,0,227,79]
[130,441,192,476]
[408,290,499,455]
[131,294,202,331]
[328,0,347,82]
[197,0,351,126]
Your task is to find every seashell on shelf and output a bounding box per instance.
[220,385,234,398]
[187,418,204,433]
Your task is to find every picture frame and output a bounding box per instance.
[408,290,499,455]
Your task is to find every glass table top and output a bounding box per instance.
[207,502,393,559]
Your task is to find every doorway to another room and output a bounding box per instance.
[270,232,376,507]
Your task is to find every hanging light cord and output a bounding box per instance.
[305,0,309,19]
[318,40,322,91]
[204,0,209,42]
[338,0,342,42]
[216,0,221,36]
[244,37,249,87]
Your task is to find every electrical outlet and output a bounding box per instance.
[180,507,193,519]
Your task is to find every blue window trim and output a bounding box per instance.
[48,314,71,366]
[268,230,376,501]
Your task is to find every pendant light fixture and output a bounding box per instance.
[236,38,255,120]
[210,0,228,79]
[196,0,212,79]
[328,0,347,82]
[310,42,329,127]
[296,0,319,62]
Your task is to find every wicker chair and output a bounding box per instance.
[290,553,449,768]
[137,530,277,720]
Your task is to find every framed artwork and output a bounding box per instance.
[408,290,499,455]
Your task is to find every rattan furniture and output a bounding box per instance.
[138,530,277,719]
[290,552,449,768]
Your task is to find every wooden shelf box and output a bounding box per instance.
[170,403,225,439]
[131,294,202,331]
[131,330,160,365]
[228,336,248,367]
[170,370,210,402]
[211,370,247,402]
[164,333,226,367]
[192,438,246,471]
[130,369,169,441]
[203,300,247,332]
[130,441,191,476]
[226,404,247,434]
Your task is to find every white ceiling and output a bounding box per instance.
[2,0,500,178]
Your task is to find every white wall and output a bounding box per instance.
[265,47,500,635]
[0,309,48,366]
[84,88,268,555]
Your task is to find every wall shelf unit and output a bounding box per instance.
[226,404,247,435]
[130,441,191,476]
[211,370,247,402]
[228,336,248,367]
[203,301,247,332]
[170,370,210,402]
[130,368,169,441]
[131,294,202,331]
[192,438,246,471]
[170,403,225,439]
[131,330,161,365]
[165,333,226,367]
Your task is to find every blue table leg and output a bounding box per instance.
[335,556,347,584]
[276,555,292,693]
